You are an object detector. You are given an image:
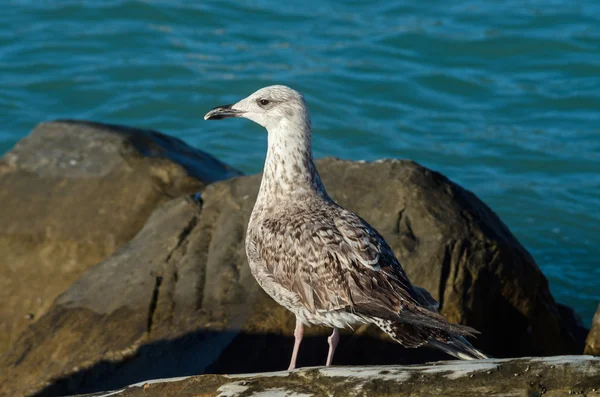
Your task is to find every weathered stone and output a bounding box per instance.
[0,158,584,397]
[0,120,241,354]
[315,159,584,356]
[585,304,600,356]
[74,356,600,397]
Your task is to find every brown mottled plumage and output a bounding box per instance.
[204,85,488,369]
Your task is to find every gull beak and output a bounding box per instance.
[204,104,244,120]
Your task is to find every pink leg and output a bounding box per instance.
[326,327,340,366]
[288,317,304,370]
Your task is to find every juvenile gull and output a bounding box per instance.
[204,85,488,369]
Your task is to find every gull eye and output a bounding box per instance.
[258,99,270,106]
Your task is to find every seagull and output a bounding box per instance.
[204,85,488,370]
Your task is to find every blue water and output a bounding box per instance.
[1,1,598,325]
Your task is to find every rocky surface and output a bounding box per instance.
[585,304,600,356]
[0,156,585,397]
[0,120,240,354]
[74,356,600,397]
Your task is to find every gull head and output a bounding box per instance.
[204,85,310,131]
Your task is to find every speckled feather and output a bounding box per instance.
[209,85,486,359]
[247,190,478,339]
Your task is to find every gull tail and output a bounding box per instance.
[428,336,489,360]
[371,311,489,360]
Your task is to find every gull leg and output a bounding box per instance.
[288,317,304,370]
[326,327,340,366]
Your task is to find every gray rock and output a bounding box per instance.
[585,304,600,356]
[0,157,584,397]
[0,120,240,354]
[74,356,600,397]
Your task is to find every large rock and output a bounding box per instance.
[0,158,583,397]
[75,356,600,397]
[0,120,241,354]
[585,304,600,356]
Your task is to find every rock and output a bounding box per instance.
[74,356,600,397]
[585,304,600,356]
[314,159,582,356]
[557,303,589,354]
[0,158,583,397]
[0,120,241,354]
